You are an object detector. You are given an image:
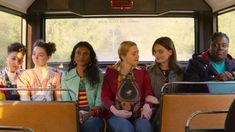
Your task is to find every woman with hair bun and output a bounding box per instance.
[17,40,61,101]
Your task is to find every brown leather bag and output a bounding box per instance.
[115,72,141,117]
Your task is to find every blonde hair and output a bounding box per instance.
[112,41,137,69]
[118,41,137,61]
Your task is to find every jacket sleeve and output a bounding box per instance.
[95,72,104,107]
[184,59,204,82]
[61,73,72,101]
[50,71,62,101]
[17,71,31,101]
[101,68,115,110]
[183,59,210,93]
[142,68,154,97]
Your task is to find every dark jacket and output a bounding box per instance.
[147,63,184,99]
[184,50,235,92]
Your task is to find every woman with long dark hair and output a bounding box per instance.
[148,37,183,97]
[61,41,104,132]
[147,37,184,130]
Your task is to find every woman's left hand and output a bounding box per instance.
[141,103,152,120]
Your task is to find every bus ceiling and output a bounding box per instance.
[0,0,235,16]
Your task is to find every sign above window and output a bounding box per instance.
[111,0,134,9]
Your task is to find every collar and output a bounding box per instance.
[112,61,141,72]
[63,68,79,81]
[201,50,233,62]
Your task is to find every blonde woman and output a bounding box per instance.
[101,41,153,132]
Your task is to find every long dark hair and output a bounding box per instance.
[152,37,182,74]
[68,41,100,86]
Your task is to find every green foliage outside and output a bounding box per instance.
[0,11,21,69]
[45,18,195,62]
[1,9,235,69]
[218,10,235,57]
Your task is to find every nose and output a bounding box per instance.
[217,45,223,49]
[79,54,84,59]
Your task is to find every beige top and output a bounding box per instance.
[17,66,61,101]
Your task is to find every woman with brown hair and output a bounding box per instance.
[17,40,61,101]
[147,37,184,130]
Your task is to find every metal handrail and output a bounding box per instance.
[185,110,228,132]
[0,88,77,101]
[160,81,235,93]
[0,125,34,132]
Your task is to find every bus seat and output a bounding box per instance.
[0,101,78,132]
[160,94,235,132]
[225,99,235,132]
[185,110,228,132]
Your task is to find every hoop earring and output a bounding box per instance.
[88,62,92,66]
[73,60,77,65]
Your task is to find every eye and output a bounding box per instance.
[83,52,89,56]
[11,57,16,61]
[76,51,81,55]
[158,50,163,54]
[223,43,228,48]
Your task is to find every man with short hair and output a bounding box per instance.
[184,32,235,92]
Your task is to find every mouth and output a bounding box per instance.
[216,51,224,55]
[156,58,161,61]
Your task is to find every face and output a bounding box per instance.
[74,47,90,67]
[6,52,24,73]
[153,44,172,64]
[32,46,50,67]
[121,45,139,66]
[209,36,229,62]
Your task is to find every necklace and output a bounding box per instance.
[160,69,169,83]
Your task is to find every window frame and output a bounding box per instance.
[43,13,197,67]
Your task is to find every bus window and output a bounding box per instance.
[45,17,195,62]
[218,10,235,57]
[0,11,22,68]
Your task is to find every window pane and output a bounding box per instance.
[0,11,21,68]
[218,10,235,57]
[46,18,195,62]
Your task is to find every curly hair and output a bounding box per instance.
[68,41,100,86]
[33,40,56,56]
[8,42,27,55]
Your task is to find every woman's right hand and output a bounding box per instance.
[110,105,132,118]
[79,110,91,124]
